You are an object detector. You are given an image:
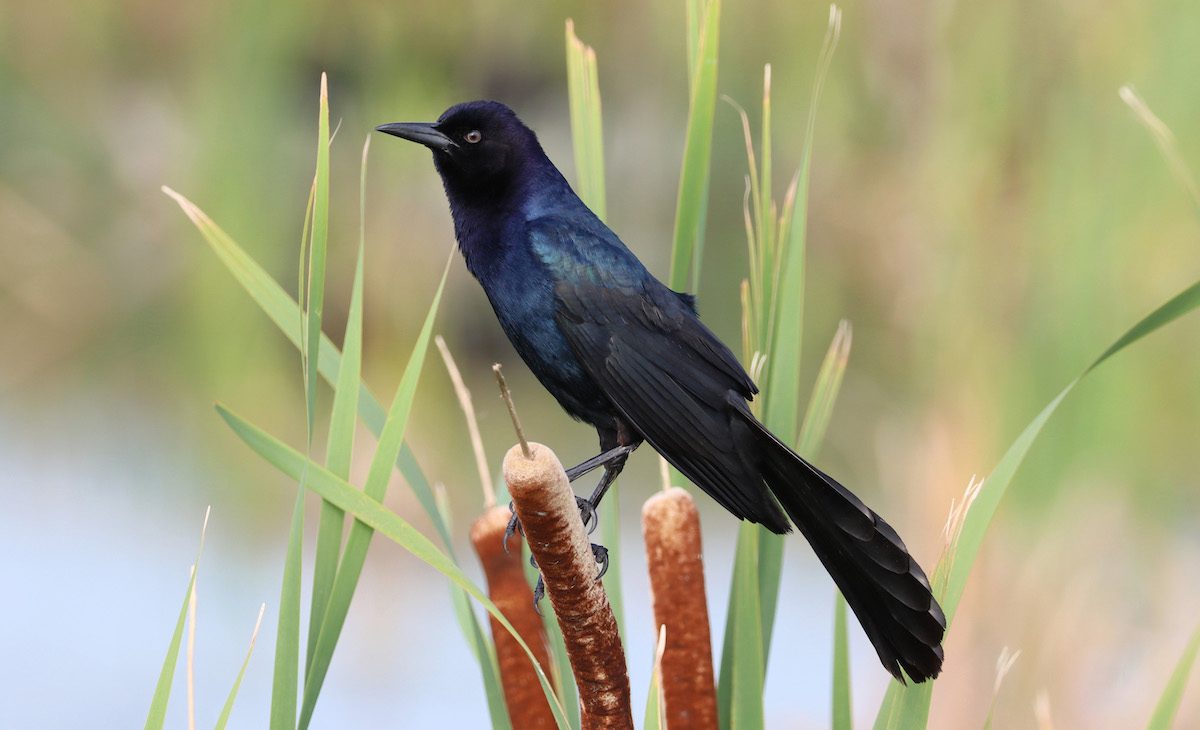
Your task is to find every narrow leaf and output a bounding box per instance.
[875,278,1200,727]
[723,523,764,730]
[298,254,452,729]
[214,603,266,730]
[643,625,668,730]
[307,136,369,672]
[215,406,570,728]
[668,0,721,292]
[302,73,331,441]
[144,508,210,730]
[831,592,852,730]
[1146,623,1200,730]
[269,491,304,730]
[162,187,451,551]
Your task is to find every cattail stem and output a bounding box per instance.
[470,505,557,729]
[504,442,632,729]
[642,487,717,729]
[493,364,531,459]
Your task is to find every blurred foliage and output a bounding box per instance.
[3,0,1199,726]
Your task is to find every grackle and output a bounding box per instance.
[377,101,945,682]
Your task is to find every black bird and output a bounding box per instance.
[377,100,946,682]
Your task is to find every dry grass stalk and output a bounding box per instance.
[642,487,717,730]
[503,442,632,729]
[470,504,557,729]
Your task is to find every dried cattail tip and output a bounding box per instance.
[503,442,632,729]
[642,487,717,730]
[470,505,556,729]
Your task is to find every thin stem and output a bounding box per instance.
[436,336,496,507]
[493,364,531,459]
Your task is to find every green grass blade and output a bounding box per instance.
[215,406,570,729]
[164,186,515,723]
[564,20,624,640]
[762,7,841,446]
[721,523,764,730]
[668,0,720,292]
[161,187,451,551]
[831,592,852,730]
[432,483,510,730]
[1146,623,1200,730]
[307,136,369,673]
[565,21,606,219]
[875,279,1200,727]
[269,491,305,730]
[643,625,667,730]
[449,586,512,730]
[797,320,852,457]
[684,0,703,89]
[733,8,843,680]
[302,73,331,441]
[214,603,266,730]
[145,509,210,730]
[298,255,452,729]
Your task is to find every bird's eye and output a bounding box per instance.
[465,130,482,144]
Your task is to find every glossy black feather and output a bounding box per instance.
[380,99,946,682]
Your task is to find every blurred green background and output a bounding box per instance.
[2,0,1198,727]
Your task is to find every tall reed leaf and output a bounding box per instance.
[215,406,570,728]
[161,190,448,547]
[643,625,668,730]
[164,185,507,719]
[831,593,851,730]
[669,0,720,292]
[1146,623,1200,730]
[298,254,452,729]
[723,525,765,729]
[565,21,605,220]
[214,604,266,730]
[271,74,332,730]
[564,19,624,639]
[270,493,304,730]
[875,278,1200,728]
[302,73,331,441]
[144,509,209,730]
[718,9,844,719]
[756,7,842,658]
[307,137,368,673]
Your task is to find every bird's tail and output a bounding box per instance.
[751,416,946,682]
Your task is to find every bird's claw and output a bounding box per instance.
[502,501,523,555]
[532,575,545,615]
[592,543,609,580]
[576,496,598,534]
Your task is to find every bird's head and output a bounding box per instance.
[376,100,543,198]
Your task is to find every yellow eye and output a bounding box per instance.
[465,130,482,143]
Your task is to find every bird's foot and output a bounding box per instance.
[502,501,523,555]
[576,496,598,534]
[528,543,609,613]
[532,575,545,614]
[591,543,609,580]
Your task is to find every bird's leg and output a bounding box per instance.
[505,444,636,554]
[502,501,523,555]
[563,444,637,482]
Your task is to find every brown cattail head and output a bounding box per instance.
[470,505,556,729]
[504,442,632,729]
[642,487,717,730]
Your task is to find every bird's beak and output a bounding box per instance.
[374,122,456,151]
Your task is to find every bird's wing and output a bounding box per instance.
[530,219,786,527]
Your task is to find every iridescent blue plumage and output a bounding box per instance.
[377,100,946,682]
